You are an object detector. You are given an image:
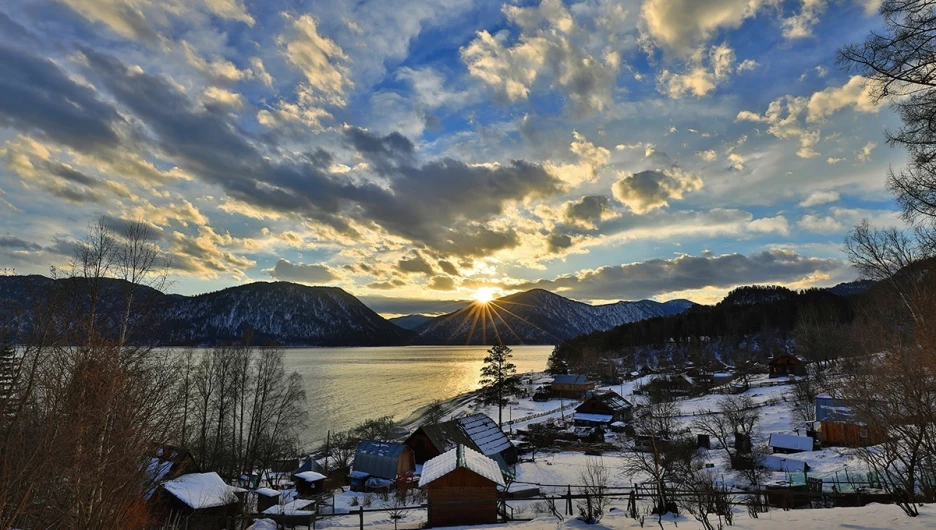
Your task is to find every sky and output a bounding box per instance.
[0,0,908,316]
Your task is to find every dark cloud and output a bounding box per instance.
[366,281,396,290]
[397,253,435,275]
[265,258,337,284]
[547,233,573,252]
[428,275,456,290]
[51,49,560,259]
[358,296,468,316]
[565,195,612,222]
[45,237,78,256]
[437,260,458,275]
[0,236,42,251]
[0,41,122,152]
[511,249,845,300]
[612,169,702,213]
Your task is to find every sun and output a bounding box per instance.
[472,287,498,304]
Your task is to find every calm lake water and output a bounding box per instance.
[282,345,553,448]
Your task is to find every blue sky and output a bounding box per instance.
[0,0,908,315]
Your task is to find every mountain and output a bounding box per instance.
[388,314,435,330]
[0,276,414,347]
[413,289,693,345]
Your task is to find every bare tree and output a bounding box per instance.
[577,457,609,524]
[693,395,760,468]
[624,399,688,521]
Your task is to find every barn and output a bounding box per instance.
[405,413,517,471]
[419,444,505,527]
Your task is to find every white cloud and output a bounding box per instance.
[697,149,717,161]
[280,14,351,106]
[749,215,790,236]
[800,190,840,207]
[641,0,770,54]
[202,87,245,109]
[797,213,843,233]
[856,141,876,164]
[657,43,739,98]
[807,76,881,122]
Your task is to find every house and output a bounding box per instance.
[815,395,886,447]
[144,444,201,500]
[405,413,517,471]
[641,374,696,397]
[768,433,814,454]
[348,440,415,491]
[768,354,806,378]
[418,444,505,527]
[550,374,595,398]
[293,471,326,497]
[574,391,633,427]
[159,472,241,530]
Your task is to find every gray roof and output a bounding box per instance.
[577,391,631,413]
[411,413,514,470]
[553,374,588,385]
[353,441,410,480]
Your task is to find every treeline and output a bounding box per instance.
[0,219,307,529]
[553,285,860,369]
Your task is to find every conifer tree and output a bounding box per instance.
[478,343,522,426]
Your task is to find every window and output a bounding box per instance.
[859,427,868,438]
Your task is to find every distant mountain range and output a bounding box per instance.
[412,289,694,345]
[1,275,867,347]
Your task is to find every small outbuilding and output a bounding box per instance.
[293,471,327,497]
[159,472,241,530]
[815,395,886,447]
[575,391,633,424]
[255,488,282,514]
[349,440,415,491]
[768,354,805,378]
[768,433,814,454]
[419,444,505,527]
[550,374,595,398]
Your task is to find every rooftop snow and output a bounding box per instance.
[457,413,512,456]
[162,472,238,510]
[255,488,281,497]
[573,413,613,423]
[418,444,505,488]
[295,471,326,482]
[262,498,314,515]
[768,433,814,452]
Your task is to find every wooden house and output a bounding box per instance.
[768,433,814,454]
[405,413,517,471]
[550,374,595,398]
[158,472,241,530]
[768,354,806,378]
[293,471,326,497]
[815,395,886,447]
[641,374,696,397]
[418,445,505,527]
[573,391,633,427]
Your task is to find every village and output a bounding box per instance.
[141,348,915,530]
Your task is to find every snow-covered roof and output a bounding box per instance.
[262,498,315,515]
[348,470,370,479]
[457,414,512,457]
[163,472,238,510]
[247,519,278,530]
[353,440,411,480]
[418,445,505,488]
[763,455,808,473]
[255,488,281,498]
[768,433,814,452]
[294,471,326,483]
[573,413,613,424]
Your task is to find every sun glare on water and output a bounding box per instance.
[472,287,498,304]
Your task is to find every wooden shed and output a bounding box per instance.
[293,471,327,497]
[768,433,814,454]
[353,440,415,480]
[815,395,886,447]
[768,354,805,378]
[158,472,241,530]
[419,445,505,527]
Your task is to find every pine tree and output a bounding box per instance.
[478,343,523,427]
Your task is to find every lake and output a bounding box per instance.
[282,345,553,448]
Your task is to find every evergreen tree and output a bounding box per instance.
[478,343,523,426]
[546,346,568,375]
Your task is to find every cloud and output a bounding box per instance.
[800,190,840,207]
[612,168,703,213]
[806,76,881,122]
[428,275,456,290]
[697,150,717,161]
[357,296,467,316]
[657,43,742,98]
[461,0,621,112]
[748,215,790,236]
[797,213,842,234]
[437,260,459,275]
[511,249,844,300]
[0,236,42,251]
[856,141,876,164]
[641,0,768,54]
[397,253,435,275]
[563,195,613,224]
[280,14,351,106]
[264,258,338,284]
